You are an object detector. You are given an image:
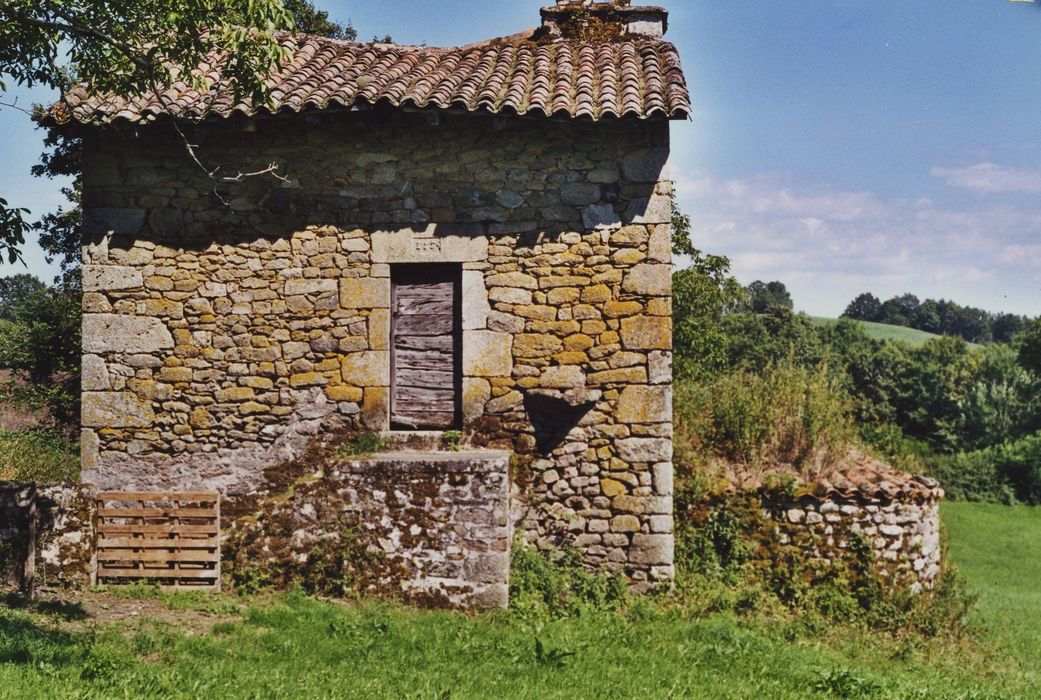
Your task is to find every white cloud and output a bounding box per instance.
[930,162,1041,193]
[674,170,1041,316]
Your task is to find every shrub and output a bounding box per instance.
[927,431,1041,505]
[509,541,627,619]
[675,360,857,482]
[336,432,389,457]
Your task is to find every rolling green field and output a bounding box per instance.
[0,503,1038,698]
[810,316,948,346]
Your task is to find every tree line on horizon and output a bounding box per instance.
[842,292,1029,345]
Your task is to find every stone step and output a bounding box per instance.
[379,430,456,452]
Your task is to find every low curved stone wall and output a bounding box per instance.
[762,488,942,592]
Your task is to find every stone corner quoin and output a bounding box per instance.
[78,109,677,592]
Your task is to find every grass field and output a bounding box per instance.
[942,502,1041,667]
[0,503,1038,698]
[810,316,948,346]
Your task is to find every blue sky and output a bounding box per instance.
[1,0,1039,316]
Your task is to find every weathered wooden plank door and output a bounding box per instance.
[391,265,461,430]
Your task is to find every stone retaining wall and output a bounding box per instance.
[0,483,95,590]
[763,491,942,591]
[224,451,512,608]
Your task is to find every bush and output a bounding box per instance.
[675,360,857,482]
[509,542,628,619]
[929,432,1041,505]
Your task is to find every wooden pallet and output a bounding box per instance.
[94,491,220,591]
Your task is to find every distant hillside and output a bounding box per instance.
[810,316,947,347]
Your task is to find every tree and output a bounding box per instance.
[909,299,942,335]
[281,0,356,39]
[746,280,794,314]
[670,198,747,378]
[843,293,882,322]
[0,273,47,320]
[1019,318,1041,376]
[0,280,81,423]
[993,313,1028,345]
[1,0,299,261]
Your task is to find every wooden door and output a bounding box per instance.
[391,265,461,430]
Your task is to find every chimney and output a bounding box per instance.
[540,1,669,41]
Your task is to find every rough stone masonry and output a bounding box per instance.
[74,98,677,590]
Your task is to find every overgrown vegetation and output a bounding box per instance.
[675,361,856,483]
[670,492,975,641]
[0,504,1036,698]
[335,432,390,457]
[0,429,79,483]
[670,204,1041,503]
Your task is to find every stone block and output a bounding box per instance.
[341,351,390,386]
[286,278,337,296]
[624,194,672,225]
[371,230,488,263]
[463,552,510,584]
[648,225,672,263]
[617,438,672,463]
[462,271,491,330]
[561,182,602,206]
[611,514,640,532]
[629,534,674,566]
[464,331,513,377]
[603,301,644,318]
[326,385,364,402]
[82,391,154,428]
[620,316,671,351]
[80,428,99,476]
[83,207,145,236]
[486,390,522,413]
[616,386,672,424]
[652,463,673,497]
[582,203,621,229]
[463,378,492,422]
[82,265,143,292]
[514,334,563,359]
[82,314,174,354]
[82,354,110,391]
[339,278,390,309]
[361,387,390,430]
[486,272,538,290]
[622,264,671,296]
[622,147,669,183]
[538,365,585,389]
[488,287,533,305]
[648,351,672,384]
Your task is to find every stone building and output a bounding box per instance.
[51,1,691,593]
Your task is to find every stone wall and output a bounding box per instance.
[225,451,511,609]
[78,108,675,585]
[0,483,95,590]
[763,491,942,592]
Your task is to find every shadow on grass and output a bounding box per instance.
[0,609,86,668]
[1,593,88,621]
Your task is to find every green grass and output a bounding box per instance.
[0,503,1039,698]
[942,502,1041,666]
[810,316,947,347]
[0,429,78,483]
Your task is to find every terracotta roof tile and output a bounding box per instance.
[51,31,690,126]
